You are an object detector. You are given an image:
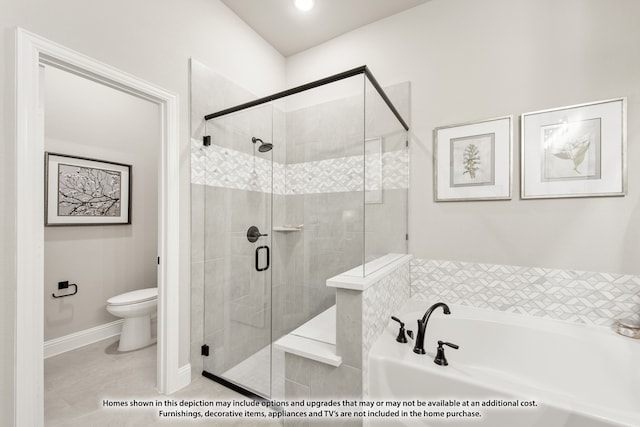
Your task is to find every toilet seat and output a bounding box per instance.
[107,287,157,306]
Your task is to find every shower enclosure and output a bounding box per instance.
[191,63,409,399]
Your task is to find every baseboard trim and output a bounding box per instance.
[44,319,124,359]
[174,363,192,392]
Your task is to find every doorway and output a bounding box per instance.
[42,64,160,421]
[15,28,182,426]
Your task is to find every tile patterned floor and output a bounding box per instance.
[44,336,282,426]
[221,346,285,400]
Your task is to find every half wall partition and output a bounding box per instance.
[190,63,409,399]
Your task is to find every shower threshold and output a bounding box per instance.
[202,344,285,401]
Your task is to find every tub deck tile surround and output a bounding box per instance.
[360,259,411,397]
[411,258,640,326]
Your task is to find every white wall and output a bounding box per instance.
[44,66,159,341]
[3,0,639,423]
[286,0,640,275]
[0,0,285,424]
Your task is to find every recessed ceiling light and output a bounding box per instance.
[293,0,315,12]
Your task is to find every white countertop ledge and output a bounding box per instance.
[274,306,341,367]
[326,254,412,291]
[274,335,341,367]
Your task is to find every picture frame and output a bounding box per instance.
[45,152,132,226]
[521,98,626,199]
[434,116,512,201]
[365,137,383,204]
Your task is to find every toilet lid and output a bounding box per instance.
[107,287,157,306]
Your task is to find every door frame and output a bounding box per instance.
[15,28,184,426]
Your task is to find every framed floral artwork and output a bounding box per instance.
[521,98,626,199]
[45,152,132,226]
[434,116,512,201]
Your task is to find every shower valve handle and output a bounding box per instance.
[247,226,268,243]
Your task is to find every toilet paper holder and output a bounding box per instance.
[52,281,78,298]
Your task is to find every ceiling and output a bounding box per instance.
[221,0,430,57]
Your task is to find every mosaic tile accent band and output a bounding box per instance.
[191,140,285,193]
[411,258,640,326]
[362,259,411,397]
[191,138,408,195]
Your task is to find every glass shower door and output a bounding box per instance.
[202,104,273,397]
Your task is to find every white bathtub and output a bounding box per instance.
[368,299,640,427]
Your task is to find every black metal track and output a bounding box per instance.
[201,371,286,412]
[362,67,410,131]
[202,370,268,403]
[204,65,409,131]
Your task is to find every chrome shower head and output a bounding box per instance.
[252,137,273,153]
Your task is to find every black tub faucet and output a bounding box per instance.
[434,340,459,366]
[390,316,413,343]
[413,302,451,355]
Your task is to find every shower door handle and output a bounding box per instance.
[255,246,270,272]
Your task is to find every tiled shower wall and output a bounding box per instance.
[191,59,410,376]
[411,258,640,326]
[274,81,410,338]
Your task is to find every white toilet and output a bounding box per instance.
[106,287,157,351]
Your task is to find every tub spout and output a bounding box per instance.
[413,303,451,355]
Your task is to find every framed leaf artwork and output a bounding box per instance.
[434,116,512,201]
[521,98,626,199]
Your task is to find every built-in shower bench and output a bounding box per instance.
[274,305,340,366]
[274,254,412,400]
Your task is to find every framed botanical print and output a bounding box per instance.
[434,116,512,201]
[521,98,626,199]
[45,152,132,226]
